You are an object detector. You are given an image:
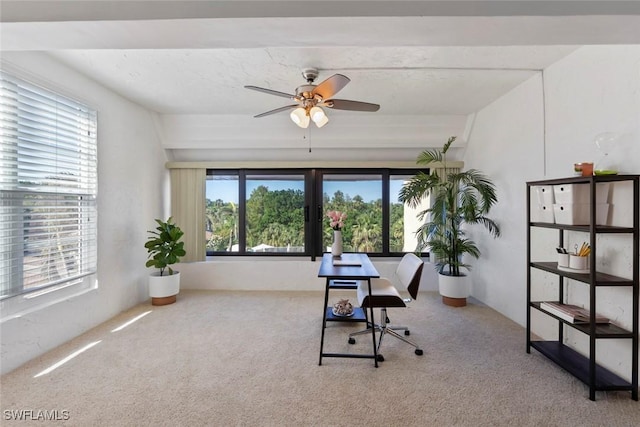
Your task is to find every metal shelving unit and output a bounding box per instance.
[526,175,638,401]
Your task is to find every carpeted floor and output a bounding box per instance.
[1,290,638,426]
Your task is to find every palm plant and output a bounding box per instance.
[399,136,500,276]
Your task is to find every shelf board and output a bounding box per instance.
[328,279,360,289]
[531,262,634,286]
[530,341,633,391]
[527,175,639,186]
[529,222,635,233]
[325,307,367,322]
[531,302,633,337]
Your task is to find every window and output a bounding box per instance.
[205,173,239,252]
[245,173,306,253]
[0,71,98,299]
[206,168,429,257]
[321,173,383,252]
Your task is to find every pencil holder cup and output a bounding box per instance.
[569,254,588,270]
[558,253,569,268]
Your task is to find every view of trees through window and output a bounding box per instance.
[322,174,383,252]
[245,175,305,252]
[206,175,239,252]
[205,170,428,255]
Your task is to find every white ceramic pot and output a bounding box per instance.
[148,271,180,305]
[438,272,471,306]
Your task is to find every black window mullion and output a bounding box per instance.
[305,169,316,260]
[314,169,324,257]
[238,170,247,254]
[382,169,390,254]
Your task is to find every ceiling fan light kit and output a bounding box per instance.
[290,107,310,128]
[289,105,329,129]
[245,68,380,129]
[314,111,329,128]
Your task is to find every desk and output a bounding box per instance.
[317,252,380,367]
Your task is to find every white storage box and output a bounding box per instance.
[553,203,610,225]
[553,183,610,204]
[533,185,554,205]
[531,204,555,223]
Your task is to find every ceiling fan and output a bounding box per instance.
[244,68,380,128]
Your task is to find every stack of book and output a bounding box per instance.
[540,302,610,324]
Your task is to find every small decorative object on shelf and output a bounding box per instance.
[594,132,622,175]
[327,210,346,256]
[332,299,354,317]
[574,162,594,176]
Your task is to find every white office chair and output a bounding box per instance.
[348,253,424,361]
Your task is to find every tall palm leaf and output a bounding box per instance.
[400,136,500,276]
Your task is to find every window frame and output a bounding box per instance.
[206,169,312,256]
[205,167,428,259]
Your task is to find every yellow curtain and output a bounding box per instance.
[170,168,206,262]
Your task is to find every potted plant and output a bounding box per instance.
[399,136,500,306]
[144,217,186,306]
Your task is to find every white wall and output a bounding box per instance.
[465,45,640,379]
[177,257,438,293]
[0,52,169,374]
[463,73,545,323]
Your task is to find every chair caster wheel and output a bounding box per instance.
[348,338,356,345]
[415,349,423,356]
[404,330,410,336]
[377,354,385,362]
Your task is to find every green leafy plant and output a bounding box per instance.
[399,136,500,276]
[144,217,186,276]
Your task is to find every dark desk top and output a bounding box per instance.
[317,253,380,280]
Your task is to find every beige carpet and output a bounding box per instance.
[1,290,638,426]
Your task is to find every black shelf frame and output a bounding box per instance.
[526,175,639,401]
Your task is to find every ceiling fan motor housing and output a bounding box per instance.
[301,68,319,83]
[295,84,321,104]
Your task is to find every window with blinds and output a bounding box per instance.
[0,71,98,299]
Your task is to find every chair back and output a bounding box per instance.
[395,253,424,300]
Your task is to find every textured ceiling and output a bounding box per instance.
[2,1,640,162]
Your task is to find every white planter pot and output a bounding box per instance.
[148,271,180,305]
[438,272,471,307]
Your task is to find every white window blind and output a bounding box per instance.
[0,71,97,299]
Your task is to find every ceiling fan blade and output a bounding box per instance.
[253,104,298,118]
[312,74,350,100]
[245,85,296,100]
[324,99,380,112]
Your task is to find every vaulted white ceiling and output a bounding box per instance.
[2,1,640,162]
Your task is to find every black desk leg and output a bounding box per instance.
[319,278,330,365]
[368,278,379,368]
